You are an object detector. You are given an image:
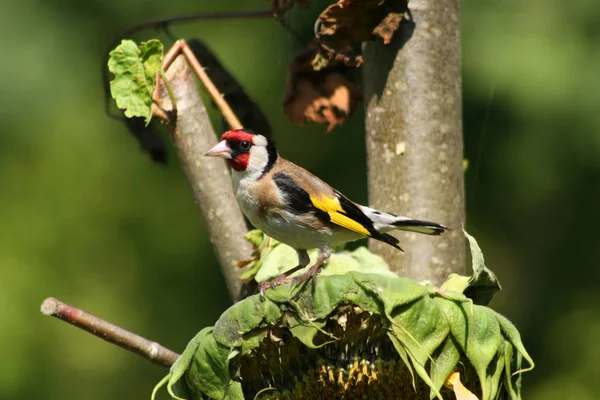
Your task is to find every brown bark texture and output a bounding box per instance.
[158,55,252,300]
[362,1,465,284]
[41,297,179,367]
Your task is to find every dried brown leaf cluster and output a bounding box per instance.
[281,0,407,131]
[284,42,362,132]
[316,0,407,63]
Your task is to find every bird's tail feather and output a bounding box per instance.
[391,219,446,235]
[371,231,404,252]
[359,205,447,236]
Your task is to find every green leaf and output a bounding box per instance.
[463,230,501,305]
[263,271,383,320]
[486,343,506,400]
[244,229,266,247]
[430,284,470,303]
[240,261,262,281]
[388,296,449,400]
[166,327,213,397]
[107,39,163,125]
[389,296,449,365]
[254,243,318,282]
[433,297,468,349]
[387,332,416,389]
[252,235,395,283]
[465,306,504,400]
[240,329,268,355]
[287,318,334,349]
[440,273,471,294]
[240,230,271,280]
[155,269,531,399]
[492,311,535,374]
[429,335,461,399]
[287,273,370,320]
[213,296,282,347]
[323,247,396,277]
[406,350,443,400]
[502,341,521,399]
[440,231,501,305]
[186,334,243,400]
[353,272,429,316]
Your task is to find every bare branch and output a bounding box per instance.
[363,4,466,284]
[41,297,179,368]
[180,42,243,130]
[157,52,252,300]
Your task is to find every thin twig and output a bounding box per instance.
[162,39,185,69]
[185,39,273,137]
[41,297,179,368]
[157,40,243,130]
[114,10,274,42]
[179,41,243,129]
[158,69,178,114]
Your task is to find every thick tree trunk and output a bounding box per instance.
[363,0,465,284]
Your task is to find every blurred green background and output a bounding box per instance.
[1,0,598,398]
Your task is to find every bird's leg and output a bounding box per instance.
[291,248,332,285]
[259,249,310,295]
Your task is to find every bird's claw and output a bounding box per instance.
[259,257,327,296]
[290,263,321,285]
[259,275,292,296]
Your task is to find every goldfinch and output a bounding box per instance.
[205,129,447,292]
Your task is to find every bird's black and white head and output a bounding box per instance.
[204,129,278,178]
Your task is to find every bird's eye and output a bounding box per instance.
[240,141,251,151]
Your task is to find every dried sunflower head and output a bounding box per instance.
[153,232,533,400]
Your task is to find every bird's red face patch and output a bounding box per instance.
[221,130,256,144]
[222,130,255,171]
[227,153,249,171]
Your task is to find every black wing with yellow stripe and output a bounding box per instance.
[273,172,403,251]
[331,190,403,251]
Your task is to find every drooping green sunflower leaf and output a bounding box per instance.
[155,231,532,400]
[245,229,397,283]
[440,231,501,306]
[464,306,504,400]
[463,231,501,305]
[429,336,461,399]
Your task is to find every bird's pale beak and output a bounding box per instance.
[204,140,232,159]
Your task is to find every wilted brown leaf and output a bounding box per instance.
[284,41,362,131]
[315,0,408,65]
[318,0,381,41]
[373,10,404,44]
[284,70,362,132]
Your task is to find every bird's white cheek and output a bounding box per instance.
[246,147,269,178]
